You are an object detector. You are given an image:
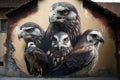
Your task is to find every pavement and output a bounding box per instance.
[0,77,119,80]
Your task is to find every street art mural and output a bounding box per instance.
[4,0,117,77]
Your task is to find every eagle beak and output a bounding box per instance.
[49,10,64,23]
[49,10,55,23]
[98,36,104,44]
[18,30,23,40]
[96,32,104,44]
[100,38,104,44]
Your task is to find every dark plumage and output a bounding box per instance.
[18,22,47,75]
[18,22,44,49]
[25,42,49,76]
[41,2,81,52]
[48,30,104,76]
[47,32,72,69]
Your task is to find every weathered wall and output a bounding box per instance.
[9,0,116,76]
[0,33,7,75]
[0,9,8,75]
[0,9,7,57]
[0,33,7,57]
[0,9,9,58]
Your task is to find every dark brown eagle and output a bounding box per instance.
[18,22,44,49]
[48,30,104,76]
[18,22,50,76]
[41,2,81,52]
[25,42,49,76]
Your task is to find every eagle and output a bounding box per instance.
[41,2,81,52]
[25,42,49,76]
[46,32,72,69]
[18,22,44,49]
[18,22,48,75]
[48,30,104,76]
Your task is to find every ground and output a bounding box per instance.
[0,77,119,80]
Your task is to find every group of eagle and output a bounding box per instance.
[18,2,104,77]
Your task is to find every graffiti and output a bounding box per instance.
[3,0,117,77]
[11,2,104,77]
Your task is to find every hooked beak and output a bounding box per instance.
[18,31,23,40]
[96,32,104,44]
[49,11,63,23]
[97,36,104,44]
[99,37,104,44]
[18,29,32,40]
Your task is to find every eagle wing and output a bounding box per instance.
[25,47,50,76]
[48,44,95,76]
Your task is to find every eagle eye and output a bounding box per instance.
[59,9,69,15]
[25,28,33,33]
[91,34,97,38]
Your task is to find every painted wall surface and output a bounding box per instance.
[0,33,7,57]
[0,33,6,74]
[0,9,8,58]
[8,0,116,76]
[80,8,116,75]
[0,9,8,75]
[0,10,7,57]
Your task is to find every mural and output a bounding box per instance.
[4,0,117,77]
[15,2,104,76]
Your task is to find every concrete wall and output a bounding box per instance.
[0,9,8,75]
[0,33,7,57]
[0,9,8,57]
[8,0,117,76]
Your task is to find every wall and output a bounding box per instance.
[81,9,116,75]
[0,9,8,75]
[0,9,7,57]
[8,0,116,76]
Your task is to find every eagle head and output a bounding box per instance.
[18,22,44,40]
[86,30,104,48]
[48,2,81,47]
[49,2,80,24]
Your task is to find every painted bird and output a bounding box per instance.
[18,22,49,75]
[48,30,104,76]
[46,32,72,69]
[25,42,49,76]
[41,2,81,52]
[18,22,44,49]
